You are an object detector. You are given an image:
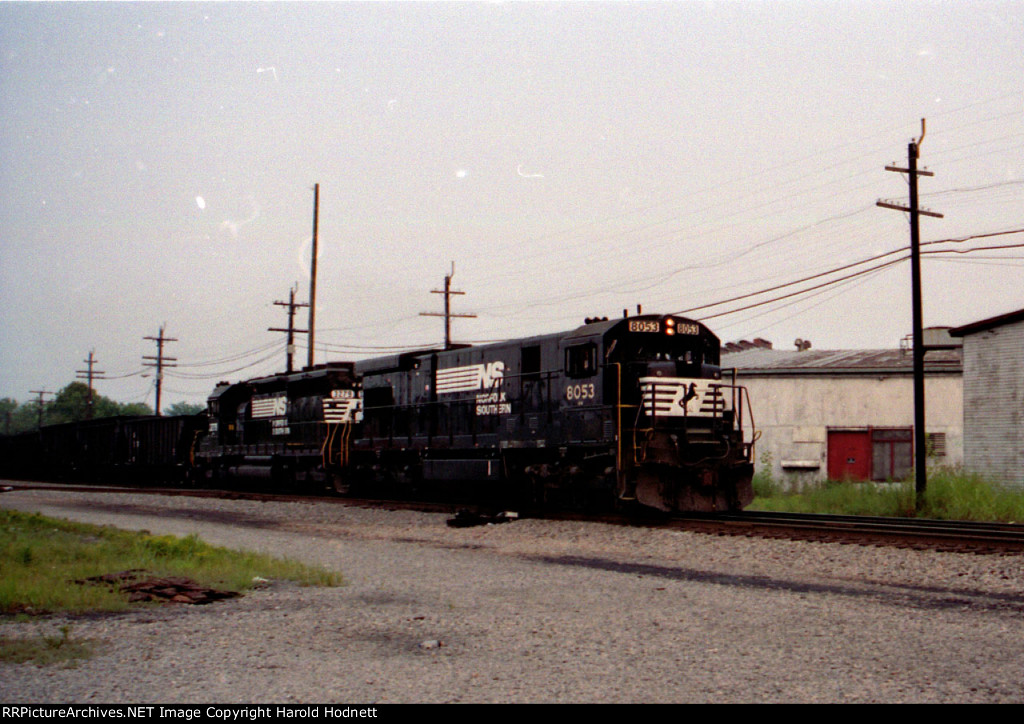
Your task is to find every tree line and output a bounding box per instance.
[1,383,204,435]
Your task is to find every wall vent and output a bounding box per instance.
[927,432,947,458]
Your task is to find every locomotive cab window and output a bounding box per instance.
[565,343,598,378]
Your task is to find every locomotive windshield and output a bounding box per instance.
[605,316,721,373]
[629,340,700,364]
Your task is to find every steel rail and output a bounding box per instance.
[5,481,1024,552]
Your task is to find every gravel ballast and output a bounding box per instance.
[2,487,1023,703]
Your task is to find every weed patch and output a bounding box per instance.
[0,509,342,616]
[750,467,1024,521]
[0,625,100,667]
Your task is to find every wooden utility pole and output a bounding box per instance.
[307,183,319,369]
[29,389,52,429]
[75,350,106,420]
[143,326,178,416]
[270,285,309,373]
[877,119,943,511]
[420,262,476,349]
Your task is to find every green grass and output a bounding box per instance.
[0,509,343,617]
[0,624,100,667]
[749,467,1024,522]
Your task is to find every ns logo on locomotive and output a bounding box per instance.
[196,313,756,513]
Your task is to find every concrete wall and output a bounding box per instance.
[961,321,1024,489]
[738,373,963,488]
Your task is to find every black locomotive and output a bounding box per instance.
[196,313,755,512]
[195,362,362,490]
[3,313,755,513]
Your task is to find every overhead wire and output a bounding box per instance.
[311,93,1024,350]
[724,262,899,336]
[682,231,1024,323]
[172,340,284,368]
[341,94,1021,344]
[167,344,286,380]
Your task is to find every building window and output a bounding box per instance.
[871,428,913,481]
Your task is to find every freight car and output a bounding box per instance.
[0,415,204,484]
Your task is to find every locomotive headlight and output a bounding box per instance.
[665,318,675,336]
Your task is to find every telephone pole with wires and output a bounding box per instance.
[75,350,106,420]
[28,389,52,429]
[270,284,309,373]
[143,326,178,416]
[876,119,944,511]
[420,262,476,350]
[307,183,320,369]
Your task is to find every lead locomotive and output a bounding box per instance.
[353,313,754,512]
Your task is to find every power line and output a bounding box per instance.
[699,256,908,322]
[75,350,106,420]
[878,122,942,510]
[173,340,283,369]
[28,389,52,430]
[419,262,476,350]
[166,345,285,381]
[269,284,309,373]
[142,325,178,417]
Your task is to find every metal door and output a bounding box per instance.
[827,430,872,481]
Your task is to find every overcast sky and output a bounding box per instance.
[2,1,1022,410]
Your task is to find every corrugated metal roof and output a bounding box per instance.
[721,347,961,374]
[950,307,1024,337]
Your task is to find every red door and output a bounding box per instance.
[827,430,872,481]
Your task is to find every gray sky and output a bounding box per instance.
[2,1,1023,410]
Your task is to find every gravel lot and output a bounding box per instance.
[2,486,1024,703]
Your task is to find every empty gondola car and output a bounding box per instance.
[0,415,204,484]
[349,314,755,512]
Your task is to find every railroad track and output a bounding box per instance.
[673,510,1024,554]
[4,480,1024,554]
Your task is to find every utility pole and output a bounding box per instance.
[420,262,476,349]
[75,350,106,420]
[307,182,320,369]
[270,284,309,373]
[877,119,943,511]
[29,389,52,429]
[143,325,178,416]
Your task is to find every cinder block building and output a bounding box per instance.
[950,308,1024,489]
[722,332,963,488]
